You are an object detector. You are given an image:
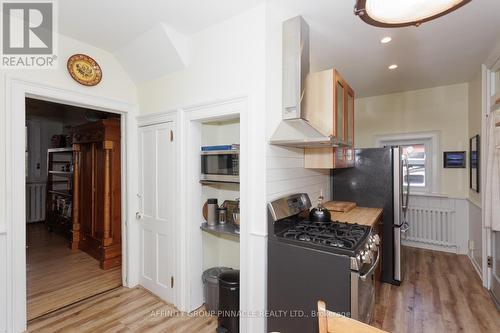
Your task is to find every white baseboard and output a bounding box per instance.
[468,252,483,279]
[403,240,459,254]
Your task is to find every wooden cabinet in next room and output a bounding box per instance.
[303,69,355,169]
[72,119,121,269]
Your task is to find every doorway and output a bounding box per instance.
[25,98,123,320]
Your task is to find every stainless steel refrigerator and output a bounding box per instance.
[331,147,409,285]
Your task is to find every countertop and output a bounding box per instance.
[329,207,383,227]
[200,222,240,239]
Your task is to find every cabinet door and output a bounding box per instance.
[334,71,345,144]
[345,86,355,165]
[346,87,355,147]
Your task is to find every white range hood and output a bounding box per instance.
[270,119,336,148]
[269,16,338,148]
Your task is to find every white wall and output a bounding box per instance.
[138,6,265,114]
[356,83,469,199]
[0,32,137,333]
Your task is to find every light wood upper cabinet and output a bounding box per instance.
[304,69,355,169]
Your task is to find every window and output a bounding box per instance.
[401,144,426,188]
[376,132,440,194]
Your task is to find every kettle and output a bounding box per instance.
[309,192,331,222]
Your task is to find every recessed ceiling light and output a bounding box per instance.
[388,64,398,70]
[380,36,392,44]
[354,0,471,28]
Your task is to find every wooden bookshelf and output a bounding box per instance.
[45,147,77,249]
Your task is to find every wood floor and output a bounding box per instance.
[27,246,499,333]
[27,223,122,320]
[27,287,217,333]
[373,247,500,333]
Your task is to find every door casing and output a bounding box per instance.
[5,78,139,333]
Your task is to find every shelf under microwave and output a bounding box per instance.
[200,174,239,184]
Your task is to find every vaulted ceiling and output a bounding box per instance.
[59,0,500,96]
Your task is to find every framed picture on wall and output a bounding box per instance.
[470,135,480,192]
[443,151,466,168]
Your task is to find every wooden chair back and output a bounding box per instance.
[317,300,388,333]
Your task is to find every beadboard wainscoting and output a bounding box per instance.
[403,195,468,254]
[266,145,330,204]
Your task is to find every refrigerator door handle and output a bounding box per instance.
[394,225,402,282]
[393,148,401,228]
[402,157,411,219]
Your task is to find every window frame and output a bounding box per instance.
[375,131,440,194]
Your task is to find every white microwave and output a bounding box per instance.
[200,149,239,183]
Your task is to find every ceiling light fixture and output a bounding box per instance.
[380,36,392,44]
[388,64,398,70]
[354,0,471,28]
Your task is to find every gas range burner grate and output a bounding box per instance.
[280,221,369,250]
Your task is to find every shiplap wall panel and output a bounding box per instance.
[266,145,330,206]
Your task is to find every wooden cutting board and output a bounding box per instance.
[324,201,357,213]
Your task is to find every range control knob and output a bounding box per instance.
[361,251,371,264]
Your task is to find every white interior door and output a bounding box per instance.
[138,122,175,303]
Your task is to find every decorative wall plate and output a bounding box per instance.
[67,54,102,86]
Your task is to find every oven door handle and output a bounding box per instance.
[359,251,380,281]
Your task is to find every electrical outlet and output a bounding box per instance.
[468,240,475,251]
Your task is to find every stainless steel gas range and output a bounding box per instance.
[267,193,380,333]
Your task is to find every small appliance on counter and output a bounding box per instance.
[267,193,380,333]
[200,144,239,184]
[232,199,240,234]
[217,207,228,225]
[206,198,218,226]
[308,191,331,222]
[201,198,241,238]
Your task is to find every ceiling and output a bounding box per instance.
[278,0,500,97]
[59,0,264,51]
[58,0,500,96]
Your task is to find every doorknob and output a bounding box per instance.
[136,212,143,219]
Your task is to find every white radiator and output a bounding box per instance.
[405,206,456,249]
[26,182,46,223]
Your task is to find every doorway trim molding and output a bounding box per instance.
[5,77,140,333]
